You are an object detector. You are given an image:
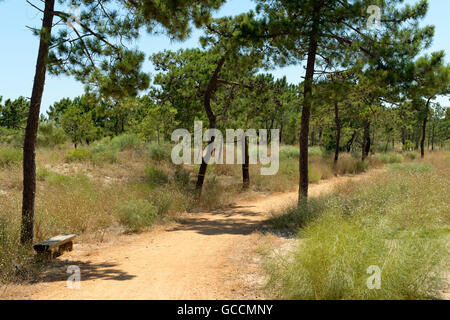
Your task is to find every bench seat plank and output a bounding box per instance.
[33,234,76,252]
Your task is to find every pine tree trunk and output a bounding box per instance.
[420,101,430,159]
[242,136,250,189]
[195,57,225,197]
[299,6,320,203]
[362,120,371,161]
[21,0,55,246]
[334,101,341,165]
[401,129,406,148]
[279,122,283,144]
[345,130,357,153]
[431,120,435,151]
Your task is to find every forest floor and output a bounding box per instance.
[2,169,384,300]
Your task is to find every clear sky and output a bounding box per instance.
[0,0,449,115]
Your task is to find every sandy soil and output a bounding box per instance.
[2,171,382,300]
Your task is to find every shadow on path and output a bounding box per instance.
[169,205,266,236]
[31,260,136,284]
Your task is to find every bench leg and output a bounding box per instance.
[36,251,53,261]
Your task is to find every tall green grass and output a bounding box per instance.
[375,153,404,164]
[279,146,324,160]
[266,158,449,299]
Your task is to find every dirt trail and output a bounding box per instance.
[4,171,379,300]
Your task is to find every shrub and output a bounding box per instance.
[145,166,169,187]
[404,152,418,160]
[147,141,172,161]
[174,166,190,187]
[118,199,158,232]
[91,149,118,164]
[355,160,369,173]
[37,122,67,148]
[89,135,140,164]
[0,127,24,147]
[65,149,91,162]
[334,154,367,175]
[308,146,323,157]
[0,148,23,167]
[402,140,415,151]
[110,134,141,151]
[90,139,118,164]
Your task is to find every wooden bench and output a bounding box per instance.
[33,234,77,260]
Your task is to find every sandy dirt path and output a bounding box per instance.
[3,171,379,300]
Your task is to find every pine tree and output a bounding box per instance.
[255,0,433,202]
[20,0,227,245]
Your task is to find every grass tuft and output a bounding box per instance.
[0,148,23,167]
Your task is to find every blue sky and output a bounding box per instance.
[0,0,449,115]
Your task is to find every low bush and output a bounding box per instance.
[404,152,418,160]
[65,149,91,162]
[90,139,118,164]
[118,199,158,232]
[308,146,324,157]
[174,166,191,187]
[147,141,172,161]
[355,160,369,173]
[0,127,24,147]
[110,134,141,151]
[0,148,23,167]
[90,135,140,164]
[37,122,67,148]
[334,154,366,175]
[145,166,169,187]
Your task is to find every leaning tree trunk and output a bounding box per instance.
[345,130,357,153]
[298,7,320,203]
[242,136,250,189]
[333,101,341,165]
[431,120,435,151]
[420,100,431,159]
[21,0,55,246]
[195,57,225,198]
[362,119,371,161]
